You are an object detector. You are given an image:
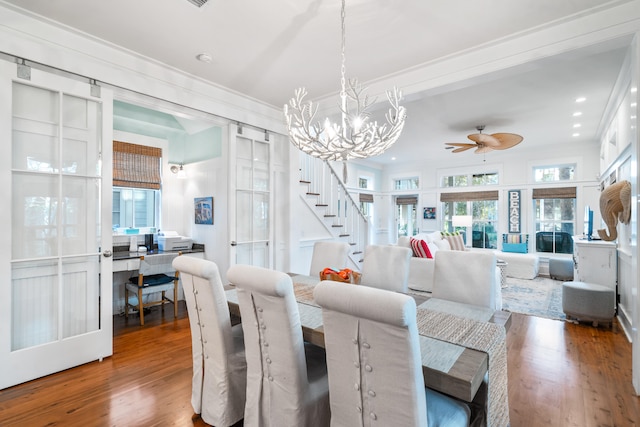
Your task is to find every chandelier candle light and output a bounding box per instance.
[283,0,406,182]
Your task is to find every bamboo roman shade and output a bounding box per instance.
[396,196,417,205]
[531,187,576,199]
[359,193,374,203]
[440,190,499,202]
[113,141,162,190]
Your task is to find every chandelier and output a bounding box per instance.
[283,0,406,181]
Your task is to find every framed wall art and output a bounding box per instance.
[194,197,214,225]
[423,207,436,219]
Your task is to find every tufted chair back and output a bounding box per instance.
[226,265,330,427]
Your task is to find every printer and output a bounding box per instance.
[157,231,193,251]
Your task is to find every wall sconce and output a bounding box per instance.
[170,164,187,179]
[452,215,473,246]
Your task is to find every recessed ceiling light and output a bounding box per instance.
[391,157,396,161]
[572,133,580,137]
[573,123,581,128]
[631,102,637,108]
[632,115,637,119]
[632,87,638,93]
[573,112,582,117]
[575,97,586,103]
[196,53,213,63]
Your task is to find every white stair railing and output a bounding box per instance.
[298,152,368,267]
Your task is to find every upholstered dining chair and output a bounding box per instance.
[226,264,330,427]
[309,240,351,277]
[360,244,412,293]
[314,280,471,427]
[125,253,180,326]
[432,250,501,310]
[172,256,246,427]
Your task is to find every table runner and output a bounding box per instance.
[416,309,509,427]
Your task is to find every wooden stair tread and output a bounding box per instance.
[306,192,320,196]
[331,224,343,228]
[339,234,349,237]
[299,180,311,184]
[352,251,362,255]
[316,203,328,207]
[324,214,336,217]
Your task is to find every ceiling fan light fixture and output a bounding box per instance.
[445,125,523,154]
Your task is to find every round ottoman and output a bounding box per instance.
[562,281,615,327]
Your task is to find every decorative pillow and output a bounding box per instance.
[433,238,451,251]
[442,231,466,251]
[427,241,439,256]
[410,237,433,258]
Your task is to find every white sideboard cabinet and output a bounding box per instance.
[572,237,617,292]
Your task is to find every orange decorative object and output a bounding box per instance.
[319,268,360,284]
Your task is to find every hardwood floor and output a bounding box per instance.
[0,302,638,426]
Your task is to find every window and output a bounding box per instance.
[358,178,368,189]
[359,193,373,218]
[394,177,419,190]
[112,188,159,229]
[442,172,498,187]
[441,191,499,249]
[396,196,417,238]
[533,187,576,253]
[534,164,575,182]
[112,141,162,232]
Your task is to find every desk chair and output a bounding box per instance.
[360,244,412,293]
[172,256,246,427]
[309,241,350,277]
[314,280,470,426]
[125,253,180,326]
[227,264,330,427]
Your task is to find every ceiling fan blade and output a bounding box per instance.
[445,142,477,147]
[475,145,494,154]
[467,133,500,147]
[452,145,475,153]
[490,133,523,150]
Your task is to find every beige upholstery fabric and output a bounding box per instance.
[433,250,501,310]
[226,265,330,427]
[309,241,350,277]
[172,256,246,427]
[360,244,412,293]
[314,281,470,427]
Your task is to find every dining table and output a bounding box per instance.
[225,273,511,427]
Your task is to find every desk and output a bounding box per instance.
[112,247,204,313]
[225,274,510,405]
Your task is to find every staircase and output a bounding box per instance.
[298,153,368,269]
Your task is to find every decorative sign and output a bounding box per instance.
[508,190,521,233]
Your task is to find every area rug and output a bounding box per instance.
[501,276,566,321]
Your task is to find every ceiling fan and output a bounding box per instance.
[445,125,523,154]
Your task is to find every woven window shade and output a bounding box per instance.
[113,141,162,190]
[440,190,498,202]
[532,187,576,199]
[359,193,374,203]
[396,196,417,205]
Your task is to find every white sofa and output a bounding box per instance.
[398,233,502,299]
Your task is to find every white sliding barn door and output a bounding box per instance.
[0,60,113,389]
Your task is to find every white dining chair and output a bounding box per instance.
[226,264,330,427]
[360,244,412,293]
[172,256,246,427]
[432,250,501,310]
[309,241,351,277]
[314,280,471,427]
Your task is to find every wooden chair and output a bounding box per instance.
[125,253,180,325]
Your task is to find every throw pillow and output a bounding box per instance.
[442,231,466,251]
[427,241,439,256]
[410,237,433,258]
[433,238,451,251]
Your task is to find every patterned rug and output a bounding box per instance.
[501,276,566,321]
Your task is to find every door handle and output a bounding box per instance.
[230,241,237,246]
[103,250,112,258]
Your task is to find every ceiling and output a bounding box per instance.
[3,0,636,166]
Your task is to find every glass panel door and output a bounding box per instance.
[0,61,113,389]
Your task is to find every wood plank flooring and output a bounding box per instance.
[0,302,638,426]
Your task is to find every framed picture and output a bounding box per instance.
[423,207,436,219]
[194,197,214,225]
